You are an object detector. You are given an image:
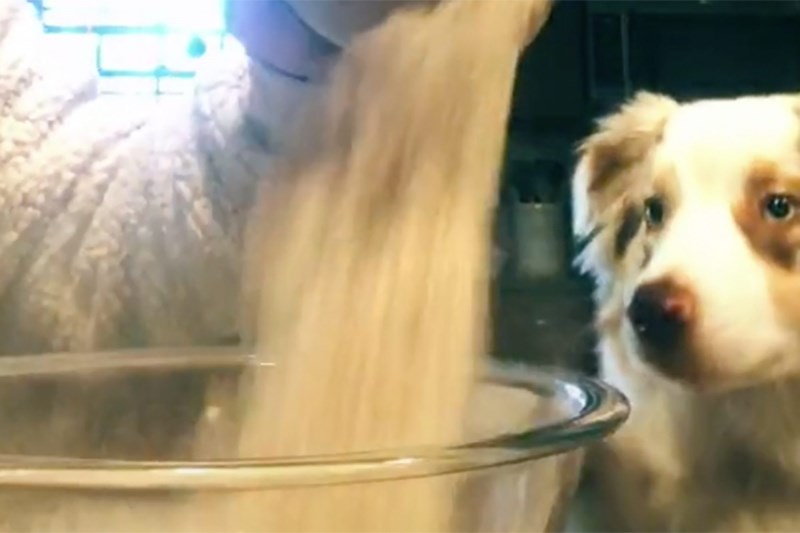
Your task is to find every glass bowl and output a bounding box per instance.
[0,348,628,532]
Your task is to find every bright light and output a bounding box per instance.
[41,0,225,31]
[36,0,228,95]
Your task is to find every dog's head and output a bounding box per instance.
[574,91,800,392]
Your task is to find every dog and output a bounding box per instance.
[569,91,800,531]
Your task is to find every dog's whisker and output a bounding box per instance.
[573,224,604,257]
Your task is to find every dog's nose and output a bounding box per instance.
[628,279,695,350]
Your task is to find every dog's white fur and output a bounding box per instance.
[571,92,800,531]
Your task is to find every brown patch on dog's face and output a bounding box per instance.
[774,100,800,326]
[733,160,800,271]
[733,159,800,345]
[587,131,662,195]
[580,93,677,195]
[573,92,678,281]
[614,204,643,259]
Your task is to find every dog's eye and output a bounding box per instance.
[762,194,796,222]
[643,196,666,228]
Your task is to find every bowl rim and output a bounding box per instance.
[0,348,629,490]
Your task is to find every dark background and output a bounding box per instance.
[508,0,800,153]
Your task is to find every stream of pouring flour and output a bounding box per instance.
[230,0,550,531]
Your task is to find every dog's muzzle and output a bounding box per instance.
[628,278,695,365]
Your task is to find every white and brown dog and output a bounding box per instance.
[571,92,800,531]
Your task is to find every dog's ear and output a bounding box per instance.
[572,91,677,276]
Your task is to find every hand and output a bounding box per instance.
[226,0,426,81]
[226,0,339,82]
